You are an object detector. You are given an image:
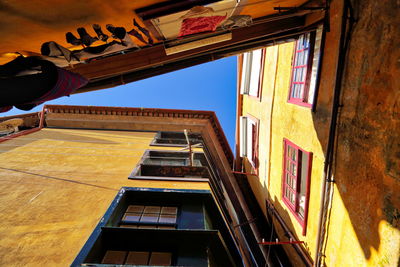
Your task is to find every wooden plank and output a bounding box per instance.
[70,16,306,80]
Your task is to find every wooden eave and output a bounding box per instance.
[70,10,325,93]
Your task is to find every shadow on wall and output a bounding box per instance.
[311,0,400,262]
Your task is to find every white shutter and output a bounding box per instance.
[308,25,323,104]
[240,52,252,95]
[248,49,262,97]
[239,116,248,157]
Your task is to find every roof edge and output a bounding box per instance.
[43,104,234,164]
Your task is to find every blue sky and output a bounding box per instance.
[3,56,238,149]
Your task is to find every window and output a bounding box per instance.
[240,48,264,98]
[282,139,312,235]
[288,26,323,107]
[239,116,259,168]
[129,150,210,180]
[151,131,203,147]
[120,205,178,229]
[72,188,242,267]
[102,250,172,266]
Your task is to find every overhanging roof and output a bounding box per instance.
[0,0,325,92]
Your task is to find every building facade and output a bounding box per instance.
[235,0,400,266]
[0,105,285,266]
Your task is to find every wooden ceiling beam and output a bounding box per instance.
[70,14,307,81]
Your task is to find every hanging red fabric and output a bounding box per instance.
[178,15,226,37]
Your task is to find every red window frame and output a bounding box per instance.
[247,114,259,173]
[288,32,315,107]
[282,139,312,235]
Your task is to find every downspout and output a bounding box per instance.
[314,0,354,265]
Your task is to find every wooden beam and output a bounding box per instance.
[70,15,306,80]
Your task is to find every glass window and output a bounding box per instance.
[151,131,203,147]
[102,250,172,266]
[120,205,178,228]
[130,150,210,179]
[282,139,312,234]
[288,26,323,107]
[101,250,127,264]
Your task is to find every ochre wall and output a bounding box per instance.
[0,128,209,266]
[241,45,279,214]
[268,42,325,264]
[241,0,400,265]
[242,41,325,265]
[322,0,400,265]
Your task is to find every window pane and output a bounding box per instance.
[293,84,300,98]
[193,159,202,167]
[293,68,299,82]
[290,192,295,204]
[126,251,150,265]
[285,187,290,198]
[140,214,159,223]
[149,252,172,266]
[302,66,307,83]
[159,214,177,224]
[161,207,177,215]
[297,35,303,49]
[298,51,304,67]
[291,176,296,190]
[126,205,144,213]
[163,159,186,166]
[298,66,304,82]
[102,250,127,264]
[293,83,299,98]
[123,213,141,223]
[292,162,297,176]
[144,158,187,166]
[144,206,161,213]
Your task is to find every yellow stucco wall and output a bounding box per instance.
[241,45,279,215]
[268,42,325,264]
[0,128,209,266]
[241,10,400,266]
[242,42,325,265]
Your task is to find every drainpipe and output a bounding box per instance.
[314,0,354,265]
